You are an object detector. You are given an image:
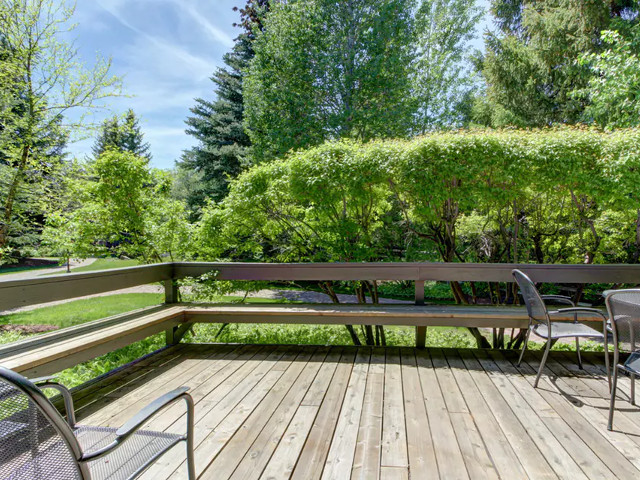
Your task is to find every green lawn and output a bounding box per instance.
[45,257,141,275]
[0,293,294,387]
[0,293,164,330]
[0,263,60,276]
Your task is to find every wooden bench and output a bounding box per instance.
[0,302,605,376]
[180,303,605,348]
[0,305,184,377]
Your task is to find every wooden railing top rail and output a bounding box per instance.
[0,263,172,311]
[2,261,640,311]
[173,262,640,283]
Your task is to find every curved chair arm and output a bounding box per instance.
[553,307,610,335]
[554,307,608,320]
[116,387,191,440]
[36,380,77,428]
[541,295,575,307]
[81,386,193,462]
[30,375,57,384]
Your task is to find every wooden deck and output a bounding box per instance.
[71,344,640,480]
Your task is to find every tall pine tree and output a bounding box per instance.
[92,109,151,159]
[476,0,638,127]
[177,1,269,214]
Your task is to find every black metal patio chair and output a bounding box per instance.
[512,269,611,388]
[0,366,195,480]
[605,289,640,431]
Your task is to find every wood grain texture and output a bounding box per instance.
[62,343,640,480]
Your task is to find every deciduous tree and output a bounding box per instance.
[0,0,121,259]
[244,0,415,162]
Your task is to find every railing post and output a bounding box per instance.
[415,280,426,349]
[164,278,178,304]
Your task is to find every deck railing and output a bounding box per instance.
[2,261,640,311]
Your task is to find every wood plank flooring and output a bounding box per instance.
[70,344,640,479]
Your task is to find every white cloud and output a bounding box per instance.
[68,0,242,168]
[173,1,235,47]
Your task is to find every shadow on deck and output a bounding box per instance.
[71,344,639,480]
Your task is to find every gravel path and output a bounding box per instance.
[238,289,412,304]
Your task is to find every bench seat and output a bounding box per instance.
[0,305,184,377]
[0,303,604,376]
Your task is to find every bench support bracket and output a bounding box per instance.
[166,323,193,345]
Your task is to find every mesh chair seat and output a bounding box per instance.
[1,425,183,480]
[76,426,183,480]
[0,366,195,480]
[533,321,605,340]
[1,425,82,480]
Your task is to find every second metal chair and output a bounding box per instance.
[512,269,611,388]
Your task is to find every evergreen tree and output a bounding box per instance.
[92,109,151,159]
[178,35,252,211]
[476,0,638,127]
[177,1,269,213]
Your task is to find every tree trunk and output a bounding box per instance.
[319,280,362,345]
[0,145,30,251]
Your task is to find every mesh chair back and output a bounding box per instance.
[0,367,83,480]
[512,269,548,324]
[606,290,640,355]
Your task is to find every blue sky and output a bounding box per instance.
[68,0,492,170]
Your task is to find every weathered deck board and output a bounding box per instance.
[69,344,640,480]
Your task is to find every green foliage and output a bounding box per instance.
[186,323,476,349]
[577,25,640,128]
[198,141,396,263]
[179,272,270,303]
[413,0,484,130]
[0,0,121,260]
[197,128,640,270]
[244,0,416,162]
[477,0,637,127]
[92,109,151,159]
[42,150,192,263]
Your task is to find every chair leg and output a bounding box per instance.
[185,395,196,480]
[604,340,611,393]
[632,374,636,406]
[575,337,582,369]
[608,367,619,431]
[186,439,196,480]
[534,338,553,388]
[518,328,532,366]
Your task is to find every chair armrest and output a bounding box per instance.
[37,381,76,428]
[81,386,192,462]
[116,387,191,440]
[30,375,57,384]
[554,307,608,320]
[541,295,575,307]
